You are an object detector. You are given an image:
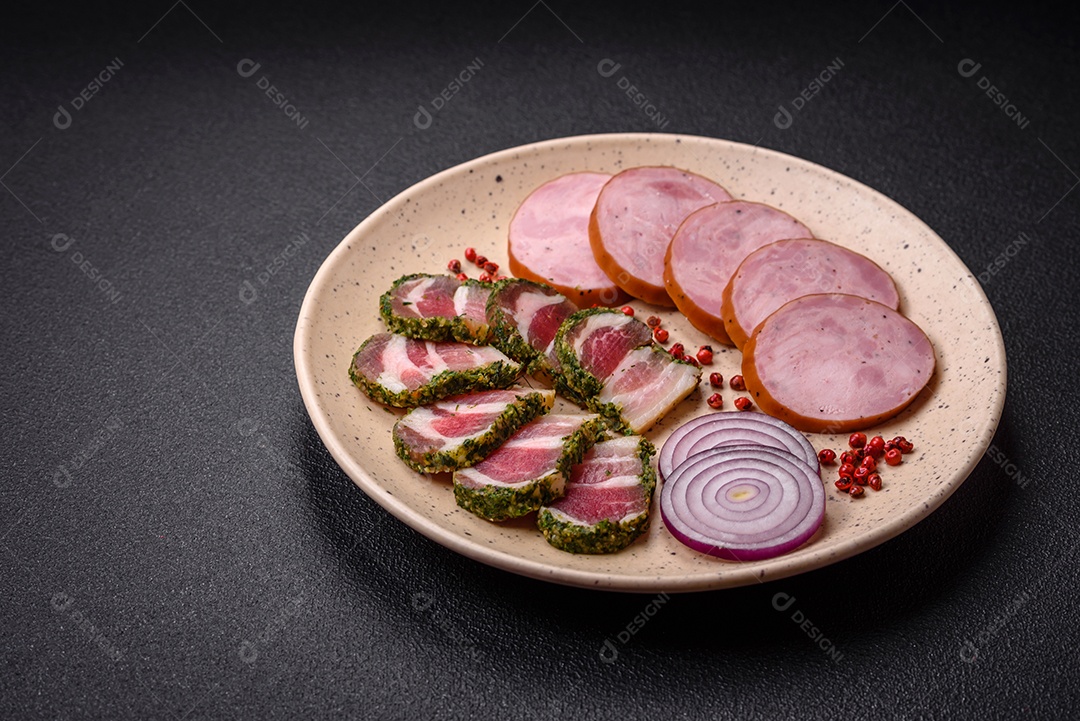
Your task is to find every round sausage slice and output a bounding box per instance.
[509,172,626,308]
[664,201,812,344]
[721,238,900,349]
[742,294,935,433]
[590,167,731,306]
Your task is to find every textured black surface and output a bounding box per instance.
[3,1,1079,718]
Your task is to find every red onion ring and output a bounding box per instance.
[658,411,818,480]
[660,446,825,561]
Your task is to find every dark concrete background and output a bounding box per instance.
[2,1,1078,718]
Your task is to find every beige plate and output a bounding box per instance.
[294,133,1006,593]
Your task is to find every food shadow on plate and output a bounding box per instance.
[289,405,1017,661]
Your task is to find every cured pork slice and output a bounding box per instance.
[349,333,520,408]
[721,238,899,349]
[538,435,656,554]
[590,166,732,306]
[554,308,654,401]
[742,293,935,433]
[486,279,577,378]
[452,413,605,521]
[664,201,813,345]
[508,172,627,307]
[379,273,493,344]
[594,345,701,434]
[393,387,556,473]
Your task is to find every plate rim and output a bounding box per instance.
[294,131,1008,593]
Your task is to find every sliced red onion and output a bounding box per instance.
[658,411,817,480]
[660,446,825,561]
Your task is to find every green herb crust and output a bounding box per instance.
[453,415,606,521]
[348,338,521,408]
[393,389,556,473]
[379,273,492,344]
[538,437,658,554]
[587,345,702,435]
[484,278,551,364]
[554,307,653,403]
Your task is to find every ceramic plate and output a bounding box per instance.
[294,133,1006,592]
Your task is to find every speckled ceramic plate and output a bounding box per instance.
[294,133,1006,593]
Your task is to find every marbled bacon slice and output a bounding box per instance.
[594,345,701,434]
[379,273,493,344]
[349,333,520,408]
[485,278,587,404]
[452,413,605,522]
[538,435,656,554]
[554,308,654,401]
[392,387,555,473]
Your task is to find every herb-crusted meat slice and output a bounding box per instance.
[554,308,654,401]
[379,273,493,344]
[486,278,578,381]
[594,345,701,433]
[538,435,656,554]
[453,414,605,521]
[393,387,556,473]
[349,333,521,408]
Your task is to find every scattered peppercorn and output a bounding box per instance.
[646,315,661,328]
[818,449,836,465]
[729,375,746,391]
[848,432,867,449]
[853,466,870,484]
[464,247,477,263]
[447,259,462,273]
[868,473,883,491]
[696,346,714,365]
[474,254,488,267]
[838,463,856,479]
[709,372,723,388]
[483,261,498,274]
[455,272,468,282]
[478,272,493,283]
[683,356,700,368]
[835,478,853,492]
[707,393,723,409]
[885,448,903,466]
[861,455,877,472]
[668,343,685,359]
[866,435,886,459]
[848,485,865,498]
[654,328,669,343]
[734,396,753,411]
[621,306,635,316]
